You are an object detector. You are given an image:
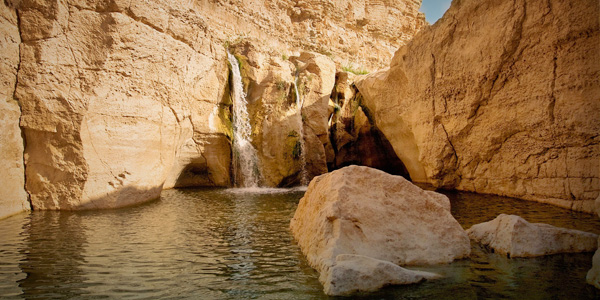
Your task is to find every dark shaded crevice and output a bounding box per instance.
[328,89,411,181]
[12,4,33,210]
[438,119,459,166]
[548,54,557,123]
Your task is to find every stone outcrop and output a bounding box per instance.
[230,41,335,187]
[587,238,600,289]
[356,0,600,212]
[467,214,598,257]
[16,0,231,210]
[290,165,470,294]
[323,254,440,296]
[0,1,30,219]
[2,0,425,211]
[196,0,425,70]
[329,75,411,179]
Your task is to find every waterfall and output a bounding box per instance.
[293,76,309,186]
[228,52,260,187]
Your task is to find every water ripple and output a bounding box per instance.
[0,188,599,299]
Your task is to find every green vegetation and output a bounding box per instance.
[282,53,289,61]
[316,46,333,59]
[292,140,302,159]
[223,33,248,50]
[276,80,287,91]
[288,130,299,137]
[342,63,369,75]
[333,102,342,114]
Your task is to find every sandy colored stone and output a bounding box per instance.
[292,52,336,181]
[323,254,441,296]
[329,74,411,178]
[0,2,30,219]
[230,42,336,187]
[17,1,230,210]
[290,165,470,293]
[467,214,598,257]
[356,0,600,212]
[195,0,425,70]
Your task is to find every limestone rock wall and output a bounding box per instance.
[195,0,425,70]
[356,0,600,212]
[16,0,231,210]
[231,41,335,187]
[0,1,30,219]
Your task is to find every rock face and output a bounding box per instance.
[196,0,425,70]
[229,41,336,187]
[467,214,598,257]
[17,0,231,210]
[329,76,411,179]
[356,0,600,212]
[587,238,600,289]
[0,1,30,219]
[323,254,440,296]
[4,0,425,211]
[290,165,470,295]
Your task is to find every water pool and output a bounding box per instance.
[0,188,598,299]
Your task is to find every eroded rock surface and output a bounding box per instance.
[229,41,336,187]
[290,165,470,294]
[17,1,231,210]
[0,1,30,219]
[323,254,440,296]
[467,214,598,257]
[196,0,425,70]
[356,0,600,212]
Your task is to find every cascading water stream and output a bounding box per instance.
[293,76,309,186]
[228,52,261,187]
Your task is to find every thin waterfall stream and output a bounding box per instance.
[228,52,261,188]
[293,75,308,186]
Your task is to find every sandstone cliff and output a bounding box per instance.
[16,0,231,210]
[2,0,425,212]
[356,0,600,212]
[196,0,425,70]
[0,1,30,219]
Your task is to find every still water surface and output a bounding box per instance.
[1,188,599,299]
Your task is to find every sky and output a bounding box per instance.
[419,0,452,24]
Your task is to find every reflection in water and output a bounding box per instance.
[18,212,88,299]
[0,188,598,299]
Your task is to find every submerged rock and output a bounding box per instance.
[290,165,470,295]
[323,254,440,296]
[586,238,600,289]
[467,214,598,257]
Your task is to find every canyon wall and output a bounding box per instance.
[230,42,336,187]
[2,0,425,213]
[0,1,30,219]
[16,0,231,210]
[357,0,600,212]
[195,0,425,70]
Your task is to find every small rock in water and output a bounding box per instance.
[467,214,598,257]
[323,254,441,296]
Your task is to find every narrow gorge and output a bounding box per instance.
[0,0,599,298]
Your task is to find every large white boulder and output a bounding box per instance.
[467,214,598,257]
[290,165,470,295]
